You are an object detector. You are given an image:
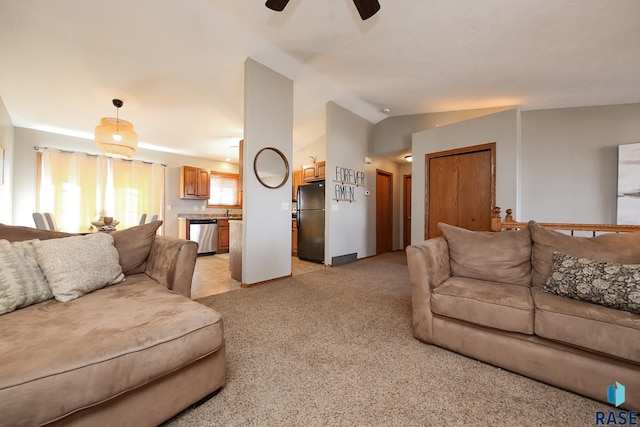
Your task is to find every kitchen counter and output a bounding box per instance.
[177,214,242,220]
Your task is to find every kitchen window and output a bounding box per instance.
[208,171,241,208]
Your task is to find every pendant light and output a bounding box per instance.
[95,99,138,158]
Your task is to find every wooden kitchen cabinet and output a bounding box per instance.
[292,218,298,256]
[292,170,303,200]
[301,161,325,182]
[217,219,229,253]
[180,166,210,199]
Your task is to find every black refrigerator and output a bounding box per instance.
[297,181,325,263]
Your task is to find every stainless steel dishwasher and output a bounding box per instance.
[189,219,218,255]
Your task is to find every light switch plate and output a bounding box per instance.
[332,204,339,211]
[166,204,172,211]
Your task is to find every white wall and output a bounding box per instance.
[411,109,520,244]
[293,135,326,170]
[242,58,293,284]
[520,103,640,223]
[0,97,13,224]
[326,102,404,262]
[373,106,516,157]
[11,127,238,237]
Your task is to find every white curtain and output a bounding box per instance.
[37,149,164,233]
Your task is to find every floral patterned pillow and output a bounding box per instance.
[545,252,640,314]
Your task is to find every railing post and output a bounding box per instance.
[490,207,502,232]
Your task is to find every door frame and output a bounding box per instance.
[424,142,496,239]
[403,173,411,249]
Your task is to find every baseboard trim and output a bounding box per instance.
[241,274,293,288]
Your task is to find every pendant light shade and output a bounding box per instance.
[95,99,138,158]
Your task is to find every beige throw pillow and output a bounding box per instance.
[0,239,53,315]
[438,222,533,287]
[34,233,125,303]
[529,221,640,288]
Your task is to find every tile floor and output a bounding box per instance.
[190,253,325,299]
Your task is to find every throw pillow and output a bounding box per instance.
[111,220,163,275]
[545,252,640,315]
[529,220,640,288]
[34,233,125,303]
[438,222,532,287]
[0,239,53,315]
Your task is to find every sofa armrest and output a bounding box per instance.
[406,237,451,343]
[144,236,198,299]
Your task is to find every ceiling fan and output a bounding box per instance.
[265,0,381,21]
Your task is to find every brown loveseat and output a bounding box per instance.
[407,220,640,410]
[0,222,226,426]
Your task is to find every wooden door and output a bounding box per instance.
[403,174,412,249]
[376,170,393,254]
[426,143,495,239]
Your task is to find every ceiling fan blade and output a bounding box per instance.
[353,0,381,20]
[265,0,290,12]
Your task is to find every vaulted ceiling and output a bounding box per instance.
[1,0,639,162]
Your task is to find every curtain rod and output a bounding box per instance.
[33,146,167,167]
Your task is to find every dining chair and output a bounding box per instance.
[149,214,158,223]
[32,212,48,230]
[138,213,147,225]
[32,212,58,231]
[43,213,58,231]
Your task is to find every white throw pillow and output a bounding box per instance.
[34,233,125,303]
[0,239,53,315]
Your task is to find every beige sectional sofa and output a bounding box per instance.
[407,220,640,410]
[0,222,226,426]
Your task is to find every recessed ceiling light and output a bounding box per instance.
[404,155,413,162]
[382,108,391,114]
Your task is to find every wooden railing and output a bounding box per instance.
[490,207,640,236]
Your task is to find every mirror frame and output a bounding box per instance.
[253,147,290,189]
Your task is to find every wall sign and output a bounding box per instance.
[333,166,366,202]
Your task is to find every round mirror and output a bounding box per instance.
[253,147,290,189]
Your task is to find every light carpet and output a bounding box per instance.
[164,251,609,426]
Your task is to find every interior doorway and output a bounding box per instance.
[403,174,411,249]
[425,143,495,239]
[376,169,393,254]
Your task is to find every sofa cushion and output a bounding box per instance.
[34,233,125,302]
[0,240,53,315]
[0,278,224,427]
[529,220,640,288]
[532,288,640,363]
[438,222,532,286]
[112,220,163,275]
[545,252,640,315]
[432,277,534,334]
